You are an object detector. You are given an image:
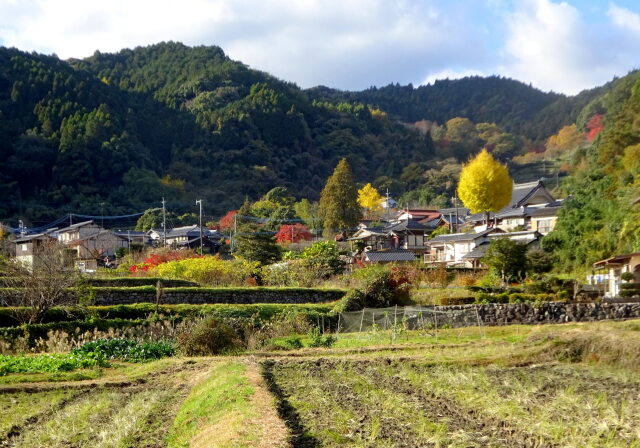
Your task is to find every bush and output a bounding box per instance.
[474,292,508,304]
[153,256,259,286]
[176,316,243,355]
[307,327,337,348]
[438,296,475,305]
[346,265,412,309]
[299,241,345,278]
[281,336,303,350]
[421,265,451,288]
[71,338,175,362]
[333,290,366,312]
[621,272,635,282]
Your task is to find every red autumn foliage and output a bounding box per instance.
[275,224,313,243]
[129,250,201,273]
[586,114,604,142]
[219,210,238,231]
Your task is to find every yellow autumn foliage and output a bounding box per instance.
[358,183,383,218]
[457,149,512,215]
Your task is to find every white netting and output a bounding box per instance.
[336,306,484,334]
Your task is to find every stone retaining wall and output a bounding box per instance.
[434,302,640,327]
[0,288,346,306]
[93,288,345,305]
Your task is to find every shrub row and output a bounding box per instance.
[474,291,569,304]
[0,277,198,288]
[0,302,335,328]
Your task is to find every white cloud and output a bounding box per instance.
[1,0,639,93]
[420,68,487,86]
[0,0,488,90]
[500,0,640,95]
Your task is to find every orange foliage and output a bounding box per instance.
[275,224,313,243]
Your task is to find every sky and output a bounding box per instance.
[1,0,639,95]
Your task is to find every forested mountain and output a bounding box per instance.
[0,41,631,228]
[542,71,640,271]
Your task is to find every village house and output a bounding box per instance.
[349,218,429,253]
[425,228,543,268]
[469,180,563,234]
[590,253,640,298]
[424,228,504,268]
[147,225,224,252]
[362,249,419,264]
[13,232,57,268]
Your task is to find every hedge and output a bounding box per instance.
[0,277,198,288]
[0,303,335,328]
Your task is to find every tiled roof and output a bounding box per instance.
[386,219,427,232]
[462,243,489,259]
[55,220,96,233]
[364,250,418,263]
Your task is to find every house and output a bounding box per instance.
[465,180,563,234]
[113,230,151,246]
[437,207,470,232]
[13,232,57,268]
[54,221,128,260]
[362,249,419,264]
[424,228,503,268]
[148,225,224,252]
[460,231,542,267]
[591,253,640,298]
[65,229,129,260]
[349,218,429,253]
[395,208,441,224]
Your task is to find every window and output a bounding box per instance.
[21,244,27,252]
[537,219,552,234]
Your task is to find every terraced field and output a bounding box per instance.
[1,320,639,447]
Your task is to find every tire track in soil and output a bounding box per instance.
[348,360,560,448]
[298,360,455,448]
[276,359,559,448]
[261,360,321,448]
[0,388,93,446]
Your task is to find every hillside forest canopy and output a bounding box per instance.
[1,42,639,273]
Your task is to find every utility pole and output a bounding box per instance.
[161,197,167,247]
[386,188,390,222]
[196,199,203,254]
[453,194,460,233]
[18,220,25,237]
[231,213,237,254]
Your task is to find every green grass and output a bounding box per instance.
[166,361,259,448]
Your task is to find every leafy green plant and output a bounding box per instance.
[0,352,108,376]
[281,336,303,350]
[71,338,175,363]
[307,327,337,348]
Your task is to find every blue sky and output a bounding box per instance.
[1,0,639,95]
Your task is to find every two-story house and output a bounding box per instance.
[425,228,504,268]
[14,232,57,268]
[349,218,429,253]
[148,225,224,252]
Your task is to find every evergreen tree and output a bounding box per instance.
[319,158,361,238]
[457,149,512,224]
[234,199,281,265]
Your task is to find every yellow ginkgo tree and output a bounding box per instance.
[358,183,384,219]
[457,149,512,225]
